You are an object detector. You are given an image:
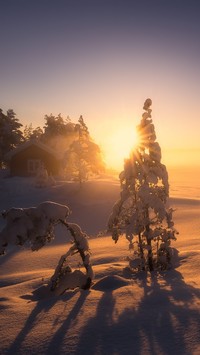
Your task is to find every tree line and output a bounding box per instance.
[0,109,105,181]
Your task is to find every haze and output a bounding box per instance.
[1,0,200,170]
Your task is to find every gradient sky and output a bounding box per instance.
[1,0,200,170]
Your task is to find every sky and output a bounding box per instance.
[1,0,200,170]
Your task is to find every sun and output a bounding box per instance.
[105,126,139,170]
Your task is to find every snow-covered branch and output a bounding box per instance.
[0,201,94,294]
[0,201,71,254]
[50,221,94,294]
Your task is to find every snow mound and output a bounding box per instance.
[92,275,130,291]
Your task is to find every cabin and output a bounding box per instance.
[6,140,61,177]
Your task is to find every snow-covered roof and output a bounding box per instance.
[6,139,61,160]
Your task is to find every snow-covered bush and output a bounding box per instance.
[50,222,94,294]
[108,99,178,271]
[0,201,94,292]
[0,201,70,254]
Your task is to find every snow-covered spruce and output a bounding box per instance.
[50,221,94,294]
[0,201,70,254]
[108,99,178,272]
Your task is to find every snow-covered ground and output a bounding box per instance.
[0,172,200,355]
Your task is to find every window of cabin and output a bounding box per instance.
[27,159,42,174]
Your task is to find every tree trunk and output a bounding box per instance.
[138,232,145,270]
[146,236,154,271]
[145,207,154,271]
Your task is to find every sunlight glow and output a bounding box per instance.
[105,126,139,171]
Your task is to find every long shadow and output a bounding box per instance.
[76,270,200,355]
[75,291,117,355]
[5,268,200,354]
[125,270,200,355]
[7,287,76,355]
[45,290,89,354]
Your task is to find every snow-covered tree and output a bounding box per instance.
[63,115,105,185]
[0,201,94,293]
[108,99,178,271]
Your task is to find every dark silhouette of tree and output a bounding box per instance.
[42,113,76,157]
[43,113,73,138]
[0,109,24,168]
[23,124,43,141]
[23,123,33,140]
[108,99,178,271]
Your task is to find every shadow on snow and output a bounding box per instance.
[75,270,200,355]
[6,269,200,355]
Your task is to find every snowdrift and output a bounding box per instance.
[0,176,200,354]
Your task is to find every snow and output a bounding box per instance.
[0,201,71,254]
[0,174,200,354]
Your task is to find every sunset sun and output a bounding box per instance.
[106,126,139,170]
